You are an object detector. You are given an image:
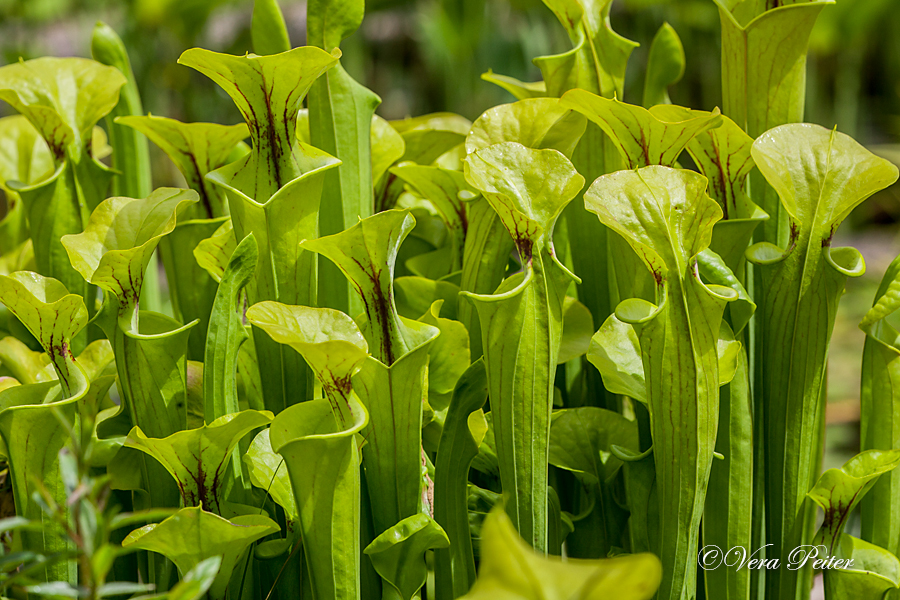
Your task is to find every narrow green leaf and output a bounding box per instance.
[203,234,258,423]
[860,254,900,557]
[642,22,685,107]
[433,360,488,600]
[251,0,291,55]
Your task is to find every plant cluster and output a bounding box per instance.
[0,1,898,600]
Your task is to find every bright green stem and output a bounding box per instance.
[632,279,729,600]
[465,252,569,552]
[457,198,513,359]
[433,360,487,599]
[204,234,258,422]
[352,321,438,535]
[308,64,380,316]
[272,398,367,600]
[859,255,900,557]
[703,349,753,600]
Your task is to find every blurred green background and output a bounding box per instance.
[0,0,898,464]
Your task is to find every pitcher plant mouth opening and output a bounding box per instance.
[0,2,898,600]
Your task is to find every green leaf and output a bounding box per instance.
[696,249,756,334]
[480,70,547,101]
[418,301,470,398]
[465,98,587,159]
[714,0,832,139]
[457,196,513,358]
[534,0,638,98]
[560,91,722,169]
[306,0,381,316]
[251,0,291,55]
[125,410,273,513]
[0,336,50,384]
[0,58,124,327]
[809,450,900,556]
[824,535,900,598]
[205,119,340,414]
[307,0,364,50]
[433,360,488,599]
[0,352,88,584]
[203,234,258,423]
[391,113,470,166]
[746,123,898,600]
[587,315,646,403]
[61,188,198,323]
[0,115,50,254]
[166,556,223,600]
[558,296,593,364]
[394,276,460,321]
[301,209,415,365]
[584,165,736,600]
[364,514,450,600]
[860,254,900,557]
[244,429,295,521]
[270,395,368,600]
[0,57,125,162]
[461,142,581,552]
[459,507,661,600]
[464,142,584,253]
[179,46,340,202]
[642,22,685,107]
[246,301,368,426]
[352,316,439,535]
[0,272,87,397]
[193,219,236,284]
[390,165,477,273]
[116,115,248,220]
[371,115,406,186]
[549,407,638,485]
[122,506,279,600]
[715,0,833,250]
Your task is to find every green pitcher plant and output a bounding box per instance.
[0,4,899,600]
[462,141,583,552]
[747,123,899,600]
[181,45,342,416]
